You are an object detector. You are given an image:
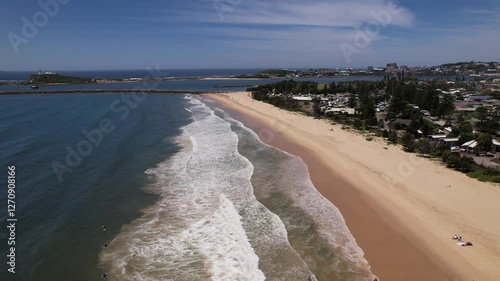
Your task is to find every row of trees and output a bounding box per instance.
[251,79,498,143]
[475,107,500,135]
[249,80,319,95]
[386,80,455,119]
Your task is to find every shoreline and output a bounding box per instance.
[206,91,500,281]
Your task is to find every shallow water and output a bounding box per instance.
[99,96,373,280]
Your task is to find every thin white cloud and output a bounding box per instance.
[129,0,499,68]
[217,0,415,28]
[134,0,414,67]
[150,0,415,28]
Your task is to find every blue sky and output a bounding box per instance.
[1,0,499,70]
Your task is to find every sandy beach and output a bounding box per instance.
[207,91,500,281]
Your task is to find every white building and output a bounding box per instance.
[461,140,478,152]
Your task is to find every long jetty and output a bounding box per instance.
[0,89,231,95]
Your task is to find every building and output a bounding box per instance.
[390,119,412,128]
[292,97,313,113]
[385,63,399,74]
[461,140,478,152]
[429,134,448,141]
[493,139,500,153]
[325,108,356,115]
[442,138,460,147]
[467,95,492,102]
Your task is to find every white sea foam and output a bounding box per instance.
[214,108,375,279]
[100,95,313,281]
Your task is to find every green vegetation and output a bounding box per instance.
[254,69,295,78]
[474,107,500,135]
[30,73,95,84]
[249,79,319,95]
[386,79,455,119]
[249,78,500,184]
[486,91,500,99]
[249,81,303,112]
[467,167,500,183]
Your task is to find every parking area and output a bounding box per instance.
[460,152,500,169]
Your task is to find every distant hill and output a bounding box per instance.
[30,73,95,84]
[438,61,499,71]
[255,69,296,78]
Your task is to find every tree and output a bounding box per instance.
[348,94,357,108]
[476,107,489,123]
[458,121,473,134]
[475,107,499,134]
[456,156,474,172]
[476,133,492,153]
[401,132,416,152]
[353,118,363,129]
[388,130,398,143]
[323,83,329,95]
[347,82,354,93]
[438,94,455,117]
[458,132,475,145]
[446,153,461,168]
[378,118,385,128]
[382,129,389,138]
[420,122,431,137]
[312,98,322,118]
[441,150,452,162]
[387,80,406,117]
[330,82,336,93]
[361,98,377,126]
[417,139,432,155]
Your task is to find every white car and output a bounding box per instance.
[451,146,460,152]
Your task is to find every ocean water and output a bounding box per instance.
[0,93,192,280]
[0,92,374,280]
[0,74,383,92]
[98,96,374,280]
[0,69,267,81]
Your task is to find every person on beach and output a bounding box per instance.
[307,275,312,281]
[452,234,458,240]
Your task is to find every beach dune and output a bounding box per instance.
[208,91,500,281]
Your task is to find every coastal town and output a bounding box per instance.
[252,61,500,79]
[249,65,500,183]
[2,61,500,86]
[2,62,499,183]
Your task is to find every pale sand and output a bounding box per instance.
[207,91,500,281]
